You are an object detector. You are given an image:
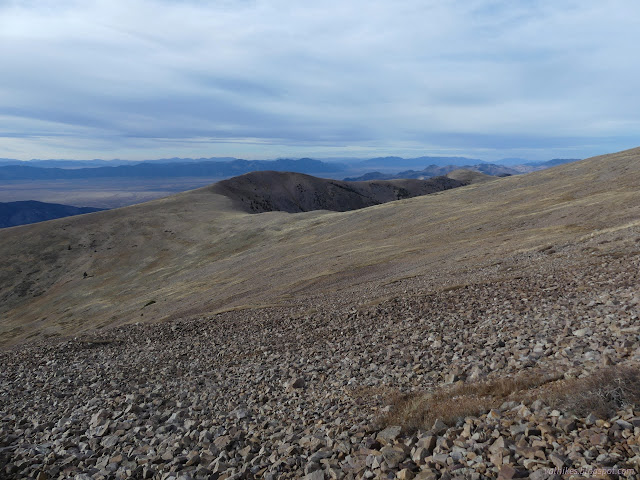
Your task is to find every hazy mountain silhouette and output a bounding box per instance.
[0,158,343,180]
[0,201,103,228]
[344,163,519,181]
[360,156,485,168]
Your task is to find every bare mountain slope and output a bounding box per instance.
[211,170,464,213]
[1,147,640,346]
[445,168,495,184]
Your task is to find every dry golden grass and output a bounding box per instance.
[380,365,640,432]
[2,147,640,346]
[380,371,562,432]
[549,365,640,418]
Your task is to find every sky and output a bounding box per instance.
[1,0,639,161]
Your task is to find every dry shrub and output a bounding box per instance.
[381,366,640,433]
[383,391,495,432]
[381,370,561,432]
[549,365,640,418]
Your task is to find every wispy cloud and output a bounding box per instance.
[1,0,639,160]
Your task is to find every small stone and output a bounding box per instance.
[231,407,249,420]
[377,426,402,445]
[309,450,333,463]
[584,413,598,425]
[490,452,504,468]
[432,453,449,466]
[414,470,439,480]
[444,373,459,384]
[572,328,591,337]
[616,419,633,430]
[305,470,325,480]
[589,432,608,446]
[467,366,485,382]
[288,377,306,390]
[431,419,448,435]
[557,418,576,433]
[381,445,407,468]
[549,453,567,469]
[305,462,321,474]
[416,435,436,453]
[498,465,517,479]
[489,436,509,454]
[397,469,415,480]
[101,435,120,448]
[214,435,232,450]
[90,409,110,428]
[412,447,428,464]
[487,409,502,420]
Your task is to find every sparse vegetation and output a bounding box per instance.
[550,365,640,418]
[380,370,561,432]
[381,366,640,432]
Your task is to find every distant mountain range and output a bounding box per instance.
[344,159,579,181]
[0,157,242,168]
[0,155,486,169]
[344,163,518,181]
[0,158,343,181]
[497,158,580,167]
[0,201,103,228]
[526,158,580,167]
[357,156,485,169]
[0,155,580,175]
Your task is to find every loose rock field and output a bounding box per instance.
[2,244,640,479]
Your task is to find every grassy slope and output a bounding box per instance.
[1,147,639,347]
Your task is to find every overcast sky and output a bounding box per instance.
[1,0,639,161]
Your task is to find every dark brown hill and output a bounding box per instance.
[211,170,465,213]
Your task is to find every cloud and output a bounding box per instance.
[1,0,639,160]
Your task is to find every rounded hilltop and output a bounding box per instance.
[210,170,466,213]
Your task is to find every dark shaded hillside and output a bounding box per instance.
[212,170,465,213]
[0,201,103,228]
[0,158,343,180]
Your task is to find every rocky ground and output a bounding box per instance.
[2,236,640,479]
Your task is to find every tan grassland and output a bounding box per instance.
[1,147,640,347]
